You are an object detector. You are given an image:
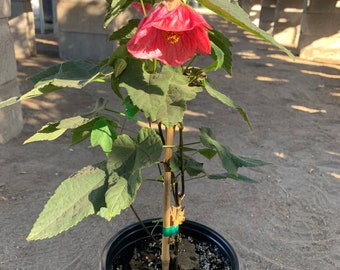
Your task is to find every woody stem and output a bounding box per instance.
[161,126,175,270]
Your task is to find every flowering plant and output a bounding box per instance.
[1,0,292,268]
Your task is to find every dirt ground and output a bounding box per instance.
[1,14,339,270]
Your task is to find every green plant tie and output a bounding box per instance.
[162,225,179,237]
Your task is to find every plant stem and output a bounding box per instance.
[139,0,147,17]
[161,126,175,270]
[179,123,185,197]
[130,205,157,242]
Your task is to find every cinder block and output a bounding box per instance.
[308,0,338,12]
[9,0,36,59]
[57,0,112,34]
[272,0,304,48]
[259,1,276,33]
[0,0,10,19]
[0,20,17,85]
[57,0,137,61]
[300,13,340,36]
[0,80,23,144]
[58,31,115,61]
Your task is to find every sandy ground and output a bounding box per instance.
[1,14,339,270]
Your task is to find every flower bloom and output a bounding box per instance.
[127,2,212,66]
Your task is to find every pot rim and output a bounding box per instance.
[99,218,239,270]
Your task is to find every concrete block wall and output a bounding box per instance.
[259,0,277,33]
[57,0,136,62]
[247,0,340,63]
[9,0,36,59]
[298,0,340,63]
[272,0,304,48]
[239,0,262,26]
[0,0,23,143]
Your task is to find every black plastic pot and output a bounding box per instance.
[100,219,239,270]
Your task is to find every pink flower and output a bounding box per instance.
[127,2,212,66]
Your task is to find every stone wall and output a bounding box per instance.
[0,0,23,143]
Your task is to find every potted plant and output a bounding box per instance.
[0,0,292,269]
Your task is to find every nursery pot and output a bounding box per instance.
[100,218,239,270]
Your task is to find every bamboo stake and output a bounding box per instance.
[161,126,175,270]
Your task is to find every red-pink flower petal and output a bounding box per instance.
[127,3,212,66]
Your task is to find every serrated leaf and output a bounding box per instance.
[71,119,98,145]
[170,152,205,177]
[200,127,267,182]
[0,96,20,109]
[203,42,225,72]
[204,80,251,129]
[108,127,163,171]
[23,123,67,144]
[100,171,140,220]
[27,164,108,240]
[109,19,139,41]
[231,155,270,168]
[105,0,133,28]
[198,148,217,160]
[208,173,258,183]
[98,127,162,219]
[200,127,238,174]
[120,62,202,127]
[198,0,293,58]
[90,118,117,154]
[22,61,113,101]
[24,114,101,144]
[207,29,233,74]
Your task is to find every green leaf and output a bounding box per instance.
[123,97,139,120]
[24,115,98,144]
[231,155,270,168]
[27,164,108,240]
[200,127,238,174]
[105,0,133,28]
[198,0,293,58]
[109,19,139,41]
[107,127,163,172]
[208,173,258,183]
[204,80,251,128]
[200,127,268,182]
[206,29,233,74]
[203,42,225,72]
[120,62,202,127]
[98,127,162,219]
[170,152,205,177]
[22,61,113,101]
[23,123,67,144]
[0,96,20,109]
[114,58,128,77]
[90,118,117,154]
[71,119,98,145]
[25,99,111,145]
[101,171,140,220]
[108,44,129,67]
[198,148,217,159]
